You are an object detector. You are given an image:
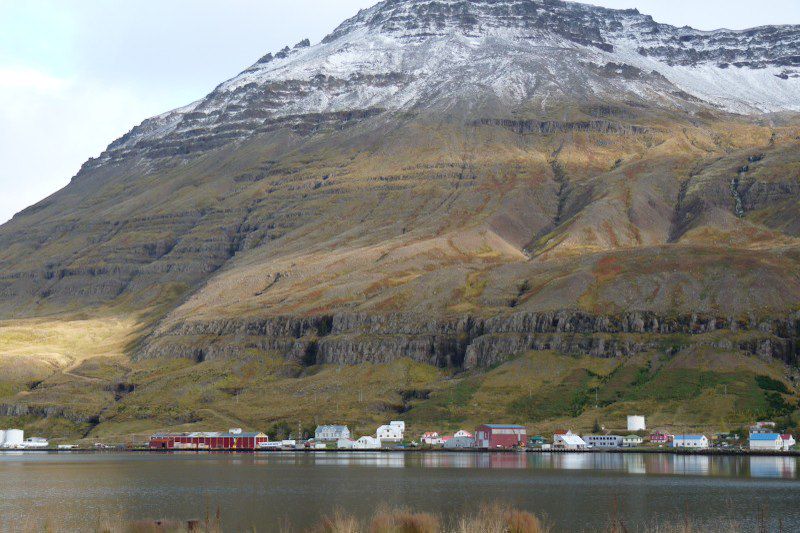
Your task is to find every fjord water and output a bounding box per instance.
[1,452,799,531]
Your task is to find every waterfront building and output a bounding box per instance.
[672,435,709,449]
[627,415,646,431]
[337,438,357,449]
[443,436,475,449]
[149,430,268,450]
[454,430,473,439]
[354,436,382,449]
[21,437,49,449]
[623,435,644,447]
[475,424,527,449]
[584,435,623,448]
[781,434,796,451]
[553,431,587,450]
[649,431,673,444]
[421,432,444,445]
[377,421,405,442]
[315,425,350,441]
[749,433,783,451]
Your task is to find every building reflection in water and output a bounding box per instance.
[750,456,797,479]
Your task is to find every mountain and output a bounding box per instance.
[1,0,800,441]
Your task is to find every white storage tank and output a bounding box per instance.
[627,416,646,432]
[0,430,6,446]
[3,429,24,448]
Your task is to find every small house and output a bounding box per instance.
[315,425,350,442]
[623,435,643,447]
[749,433,783,451]
[553,431,587,450]
[781,434,795,451]
[475,425,527,449]
[649,432,672,444]
[377,421,405,442]
[672,435,708,449]
[354,436,381,449]
[421,432,444,445]
[454,430,474,439]
[337,438,357,449]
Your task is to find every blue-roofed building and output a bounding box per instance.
[672,435,709,449]
[749,432,783,451]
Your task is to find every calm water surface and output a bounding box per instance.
[1,451,799,531]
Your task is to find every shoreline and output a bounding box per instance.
[3,447,800,457]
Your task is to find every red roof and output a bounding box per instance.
[554,430,568,435]
[781,434,794,440]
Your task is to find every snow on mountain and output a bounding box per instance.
[97,0,800,166]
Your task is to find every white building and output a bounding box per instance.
[584,435,623,448]
[623,435,644,447]
[315,425,350,441]
[749,433,783,451]
[354,436,382,449]
[443,436,475,449]
[377,421,405,442]
[454,430,473,439]
[553,431,587,450]
[627,416,646,432]
[781,434,796,451]
[21,438,49,449]
[421,432,444,445]
[672,435,709,449]
[337,438,357,449]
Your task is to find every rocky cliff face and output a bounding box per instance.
[139,310,800,369]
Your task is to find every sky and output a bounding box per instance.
[1,0,798,224]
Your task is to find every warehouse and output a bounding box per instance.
[475,424,527,449]
[749,433,783,451]
[149,429,268,450]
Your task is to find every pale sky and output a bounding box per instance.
[1,0,798,224]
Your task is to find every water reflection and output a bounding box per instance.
[750,456,797,479]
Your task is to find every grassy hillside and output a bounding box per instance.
[1,314,797,442]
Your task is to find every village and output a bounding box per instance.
[135,417,798,454]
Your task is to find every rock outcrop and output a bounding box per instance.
[139,310,800,369]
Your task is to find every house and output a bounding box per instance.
[649,432,673,444]
[444,436,475,449]
[475,425,527,449]
[627,415,646,431]
[584,435,623,448]
[781,434,796,451]
[672,435,709,449]
[749,433,783,451]
[315,425,350,442]
[623,435,644,447]
[454,430,473,439]
[553,431,587,450]
[337,438,357,449]
[750,421,777,434]
[377,421,405,442]
[354,436,381,449]
[421,432,444,445]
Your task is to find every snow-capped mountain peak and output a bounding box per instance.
[97,0,800,167]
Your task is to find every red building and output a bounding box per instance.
[149,430,268,450]
[475,424,527,449]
